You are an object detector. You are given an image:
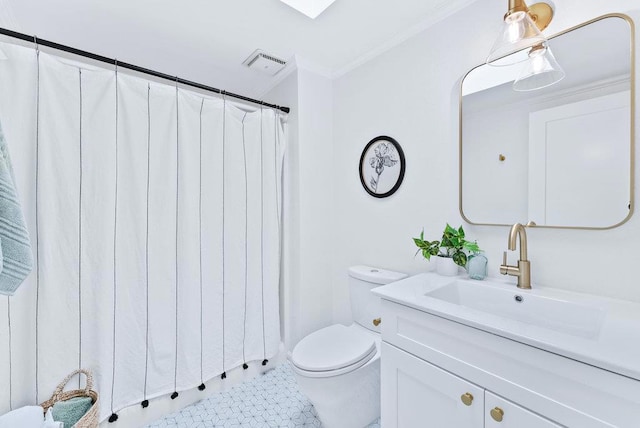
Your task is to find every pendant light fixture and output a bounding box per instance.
[513,43,565,91]
[486,0,554,66]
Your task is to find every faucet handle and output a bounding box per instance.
[500,251,510,276]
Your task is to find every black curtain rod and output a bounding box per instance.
[0,27,291,114]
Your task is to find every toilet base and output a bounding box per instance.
[294,358,380,428]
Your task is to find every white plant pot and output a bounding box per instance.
[436,256,459,276]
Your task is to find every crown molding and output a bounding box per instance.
[259,0,480,97]
[295,55,333,78]
[257,54,334,99]
[331,0,480,79]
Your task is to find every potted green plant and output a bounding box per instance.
[413,224,481,276]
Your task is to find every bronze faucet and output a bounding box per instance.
[499,223,531,289]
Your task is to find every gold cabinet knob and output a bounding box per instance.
[490,407,504,422]
[372,318,381,326]
[460,392,474,406]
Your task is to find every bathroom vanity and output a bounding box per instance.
[373,274,640,427]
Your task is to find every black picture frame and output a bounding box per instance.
[359,136,406,198]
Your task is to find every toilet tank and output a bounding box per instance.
[349,265,407,332]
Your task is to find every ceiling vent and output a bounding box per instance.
[243,50,287,76]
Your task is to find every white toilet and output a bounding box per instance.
[291,265,407,428]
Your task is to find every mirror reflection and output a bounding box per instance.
[460,15,633,229]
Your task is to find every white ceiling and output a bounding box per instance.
[279,0,338,19]
[2,0,477,98]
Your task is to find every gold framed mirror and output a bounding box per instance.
[459,14,635,230]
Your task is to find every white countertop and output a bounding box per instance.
[372,273,640,382]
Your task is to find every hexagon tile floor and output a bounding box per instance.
[146,362,382,428]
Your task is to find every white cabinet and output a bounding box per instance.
[485,391,561,428]
[382,342,562,428]
[379,299,640,427]
[382,342,483,428]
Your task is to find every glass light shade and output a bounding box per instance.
[513,44,566,91]
[486,11,548,67]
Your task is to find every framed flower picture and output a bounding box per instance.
[359,136,406,198]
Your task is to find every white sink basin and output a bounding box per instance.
[372,273,640,381]
[425,279,606,339]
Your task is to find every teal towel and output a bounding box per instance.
[51,396,93,428]
[0,122,33,296]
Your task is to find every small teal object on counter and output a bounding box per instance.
[467,252,488,280]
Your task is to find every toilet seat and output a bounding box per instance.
[291,324,377,378]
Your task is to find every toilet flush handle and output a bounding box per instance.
[373,318,381,327]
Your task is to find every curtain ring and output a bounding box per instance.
[33,35,39,53]
[114,58,118,75]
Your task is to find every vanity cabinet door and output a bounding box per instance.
[381,342,484,428]
[485,391,562,428]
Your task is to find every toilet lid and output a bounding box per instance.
[291,324,377,372]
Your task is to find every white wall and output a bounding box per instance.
[331,0,640,325]
[295,68,334,345]
[265,65,334,349]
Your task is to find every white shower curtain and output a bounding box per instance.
[0,41,285,421]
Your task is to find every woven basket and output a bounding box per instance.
[41,369,99,428]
